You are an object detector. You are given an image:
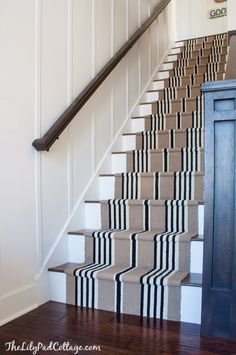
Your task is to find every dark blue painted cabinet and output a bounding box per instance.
[201,80,236,340]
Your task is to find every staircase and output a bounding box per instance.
[49,33,228,323]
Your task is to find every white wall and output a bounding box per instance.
[173,0,227,41]
[227,0,236,31]
[0,0,172,324]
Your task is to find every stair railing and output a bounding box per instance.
[32,0,171,152]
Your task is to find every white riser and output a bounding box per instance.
[68,234,85,263]
[165,54,178,62]
[85,203,101,229]
[181,286,202,324]
[190,241,203,274]
[159,62,173,71]
[173,41,184,48]
[99,176,115,200]
[154,71,170,80]
[148,78,164,91]
[122,135,136,151]
[48,272,67,303]
[48,271,202,324]
[131,118,145,133]
[148,83,163,92]
[133,103,152,117]
[140,91,159,103]
[169,47,181,55]
[111,153,126,173]
[85,201,204,235]
[198,205,204,235]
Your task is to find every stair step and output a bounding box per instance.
[48,262,79,273]
[99,171,203,201]
[84,199,203,234]
[181,272,202,287]
[153,72,224,88]
[68,229,203,240]
[132,111,204,133]
[48,33,228,323]
[122,128,204,150]
[111,147,204,174]
[136,96,204,116]
[161,55,227,70]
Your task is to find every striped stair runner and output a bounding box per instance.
[62,33,227,321]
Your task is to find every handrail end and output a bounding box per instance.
[32,138,50,152]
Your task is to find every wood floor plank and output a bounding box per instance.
[0,302,236,355]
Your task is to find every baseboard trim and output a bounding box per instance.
[0,283,38,326]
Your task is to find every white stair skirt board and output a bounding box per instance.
[48,272,67,304]
[68,234,85,263]
[190,241,203,274]
[140,91,159,103]
[99,176,115,200]
[198,205,204,235]
[48,270,202,325]
[85,201,204,235]
[181,286,202,324]
[131,118,145,133]
[111,153,126,174]
[122,134,136,151]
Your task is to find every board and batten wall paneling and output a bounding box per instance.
[72,0,93,98]
[0,0,38,323]
[94,0,112,74]
[113,0,127,53]
[140,30,151,92]
[173,0,227,41]
[0,0,172,325]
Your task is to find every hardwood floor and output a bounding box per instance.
[0,302,236,354]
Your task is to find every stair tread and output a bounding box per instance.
[191,235,204,241]
[68,229,203,242]
[181,273,202,287]
[131,111,203,119]
[100,172,204,177]
[175,32,226,42]
[123,127,204,136]
[113,146,204,154]
[48,263,80,273]
[68,229,199,240]
[51,262,192,286]
[68,229,96,236]
[85,199,202,205]
[153,72,224,82]
[140,96,203,106]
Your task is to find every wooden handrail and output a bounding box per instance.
[32,0,171,151]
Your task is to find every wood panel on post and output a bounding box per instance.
[201,80,236,340]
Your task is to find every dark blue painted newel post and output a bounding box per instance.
[201,80,236,340]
